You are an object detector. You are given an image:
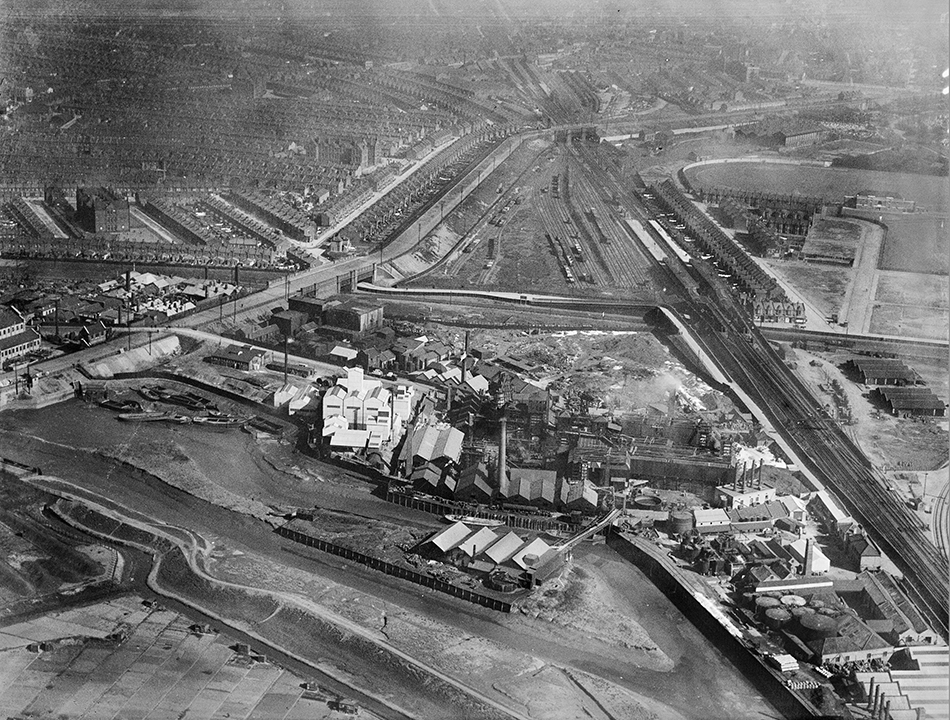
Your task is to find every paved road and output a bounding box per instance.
[839,220,885,333]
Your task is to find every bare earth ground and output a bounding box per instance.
[762,259,851,319]
[0,399,775,719]
[869,270,950,341]
[787,347,949,472]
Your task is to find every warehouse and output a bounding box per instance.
[847,358,920,386]
[872,387,946,417]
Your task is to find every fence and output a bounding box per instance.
[276,525,513,613]
[385,489,578,534]
[0,457,42,477]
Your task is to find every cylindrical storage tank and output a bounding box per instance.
[807,599,825,610]
[790,606,815,621]
[755,596,781,619]
[764,608,792,630]
[634,495,663,510]
[798,613,839,639]
[780,594,806,608]
[668,511,693,535]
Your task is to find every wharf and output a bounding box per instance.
[608,531,826,719]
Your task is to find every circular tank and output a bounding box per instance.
[755,596,781,619]
[764,608,792,630]
[634,494,663,510]
[668,511,693,535]
[781,594,806,608]
[790,606,816,620]
[798,613,839,639]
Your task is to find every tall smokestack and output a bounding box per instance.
[498,415,508,497]
[757,459,763,487]
[804,538,814,576]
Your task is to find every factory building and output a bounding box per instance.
[76,187,130,234]
[0,307,41,365]
[872,387,946,417]
[716,461,776,508]
[206,345,266,371]
[322,367,410,450]
[846,358,919,387]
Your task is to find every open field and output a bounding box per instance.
[873,212,949,275]
[762,260,851,318]
[685,161,950,210]
[869,270,949,341]
[0,595,363,720]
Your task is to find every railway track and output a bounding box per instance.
[566,153,653,288]
[688,302,950,636]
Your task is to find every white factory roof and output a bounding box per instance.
[330,345,359,361]
[464,374,490,394]
[509,538,552,569]
[693,508,731,526]
[812,489,853,524]
[428,521,475,553]
[408,423,463,464]
[482,531,524,565]
[787,538,831,573]
[329,428,369,448]
[779,495,808,516]
[456,527,500,557]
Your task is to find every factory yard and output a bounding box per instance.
[0,596,367,720]
[787,347,949,473]
[0,349,776,719]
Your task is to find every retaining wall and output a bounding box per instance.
[608,532,823,719]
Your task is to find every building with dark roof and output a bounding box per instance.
[206,344,266,371]
[872,387,946,417]
[847,358,920,387]
[76,187,130,234]
[0,307,41,365]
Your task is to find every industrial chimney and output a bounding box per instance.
[804,538,815,576]
[498,415,508,497]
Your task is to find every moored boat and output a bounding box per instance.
[443,515,505,527]
[137,385,166,402]
[99,399,143,412]
[118,411,172,422]
[193,415,244,428]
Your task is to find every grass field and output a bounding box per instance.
[869,271,949,342]
[686,161,950,211]
[873,212,949,275]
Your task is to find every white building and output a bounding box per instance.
[787,537,831,575]
[321,367,412,450]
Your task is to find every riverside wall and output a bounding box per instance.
[607,531,823,719]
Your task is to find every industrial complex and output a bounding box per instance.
[0,2,946,719]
